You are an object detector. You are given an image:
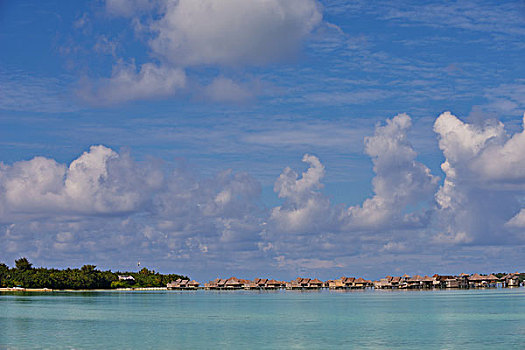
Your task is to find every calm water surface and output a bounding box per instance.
[1,288,524,349]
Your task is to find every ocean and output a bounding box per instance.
[1,288,524,349]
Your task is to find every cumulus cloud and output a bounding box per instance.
[4,112,525,279]
[88,0,322,104]
[149,0,322,66]
[0,145,265,278]
[0,145,162,219]
[269,114,438,235]
[270,154,333,233]
[264,113,439,275]
[78,61,186,105]
[433,111,525,243]
[343,113,438,229]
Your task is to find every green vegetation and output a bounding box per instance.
[0,258,188,290]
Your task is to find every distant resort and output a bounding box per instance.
[167,273,524,291]
[1,258,523,292]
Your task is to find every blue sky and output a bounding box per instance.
[0,0,524,281]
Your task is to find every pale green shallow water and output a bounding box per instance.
[1,288,524,349]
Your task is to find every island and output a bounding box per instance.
[0,258,188,291]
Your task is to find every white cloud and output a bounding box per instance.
[343,113,438,229]
[266,112,438,269]
[149,0,322,66]
[506,209,525,228]
[0,145,266,278]
[78,61,186,105]
[92,0,322,104]
[433,111,525,243]
[3,112,525,278]
[265,113,438,272]
[0,145,162,219]
[270,154,333,233]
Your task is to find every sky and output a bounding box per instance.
[0,0,524,281]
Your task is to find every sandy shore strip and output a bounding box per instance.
[0,287,54,292]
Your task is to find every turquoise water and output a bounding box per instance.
[1,289,524,349]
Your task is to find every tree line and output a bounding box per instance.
[0,258,188,289]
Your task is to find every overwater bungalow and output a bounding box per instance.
[187,280,200,289]
[466,273,498,288]
[186,271,524,292]
[167,279,197,290]
[204,281,217,289]
[225,277,244,289]
[354,277,372,289]
[407,275,423,289]
[255,278,268,288]
[502,273,521,287]
[266,279,284,289]
[285,277,320,290]
[390,276,401,288]
[374,276,395,289]
[486,274,500,286]
[308,278,324,289]
[179,279,189,288]
[204,278,224,289]
[327,279,341,289]
[327,276,355,289]
[243,281,259,290]
[445,277,460,288]
[342,277,356,288]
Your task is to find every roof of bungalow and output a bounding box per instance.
[188,280,200,286]
[434,275,455,280]
[409,275,423,282]
[391,276,401,283]
[468,273,489,281]
[421,275,434,282]
[310,278,323,284]
[355,277,370,284]
[225,277,243,285]
[266,279,280,285]
[486,274,499,281]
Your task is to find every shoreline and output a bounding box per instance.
[1,286,523,293]
[0,287,168,292]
